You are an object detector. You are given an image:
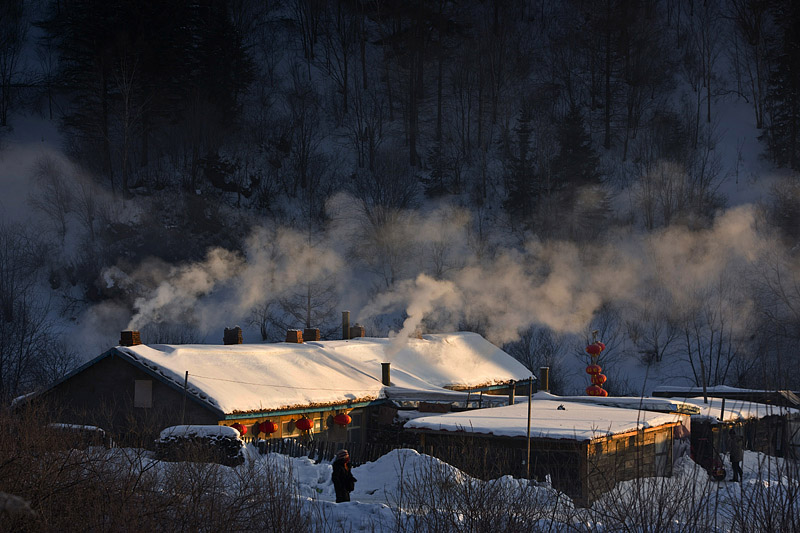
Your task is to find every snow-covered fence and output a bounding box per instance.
[256,437,533,476]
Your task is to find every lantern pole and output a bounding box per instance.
[181,371,188,425]
[526,374,533,480]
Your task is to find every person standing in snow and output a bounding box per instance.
[729,428,744,482]
[332,449,357,502]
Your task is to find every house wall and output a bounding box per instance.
[585,425,675,506]
[695,414,799,461]
[224,407,368,445]
[42,353,219,445]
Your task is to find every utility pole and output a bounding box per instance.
[181,371,188,425]
[526,375,533,480]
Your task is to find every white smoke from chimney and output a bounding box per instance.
[116,225,344,334]
[361,274,461,358]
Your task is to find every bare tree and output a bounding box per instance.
[0,223,74,402]
[29,156,74,243]
[728,0,770,129]
[318,2,358,116]
[0,0,26,127]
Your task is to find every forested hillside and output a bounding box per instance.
[1,0,800,402]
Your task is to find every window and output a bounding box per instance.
[348,411,363,443]
[134,380,152,408]
[654,431,670,476]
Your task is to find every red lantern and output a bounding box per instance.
[231,422,247,435]
[587,384,609,396]
[591,373,607,385]
[585,364,602,375]
[294,418,313,431]
[596,342,606,352]
[259,420,278,435]
[334,413,352,426]
[585,343,602,356]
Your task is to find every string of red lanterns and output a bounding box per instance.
[585,338,608,397]
[334,413,352,426]
[294,417,313,432]
[259,420,278,435]
[229,411,352,438]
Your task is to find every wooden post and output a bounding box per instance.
[526,375,533,479]
[181,371,188,425]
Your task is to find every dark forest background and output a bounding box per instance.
[2,0,800,402]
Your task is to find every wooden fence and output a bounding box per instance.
[246,436,533,479]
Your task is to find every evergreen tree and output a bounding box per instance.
[38,0,254,193]
[550,104,600,191]
[503,107,538,220]
[764,0,800,169]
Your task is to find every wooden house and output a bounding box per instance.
[404,394,687,507]
[33,329,531,447]
[653,393,800,462]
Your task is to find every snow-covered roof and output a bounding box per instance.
[158,425,240,440]
[653,385,791,394]
[115,332,529,415]
[534,392,701,414]
[672,397,800,423]
[405,397,684,442]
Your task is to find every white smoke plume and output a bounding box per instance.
[101,192,772,357]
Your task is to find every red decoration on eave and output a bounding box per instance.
[294,418,313,431]
[231,422,247,435]
[259,420,278,435]
[334,413,352,426]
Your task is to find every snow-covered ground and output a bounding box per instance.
[94,444,798,532]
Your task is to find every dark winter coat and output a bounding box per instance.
[729,434,744,463]
[332,458,357,503]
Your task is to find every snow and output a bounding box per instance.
[90,444,796,532]
[117,332,530,415]
[533,391,702,414]
[653,385,794,394]
[48,423,105,433]
[158,425,240,440]
[675,397,800,424]
[404,397,684,441]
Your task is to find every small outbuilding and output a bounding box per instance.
[404,393,686,506]
[655,394,800,462]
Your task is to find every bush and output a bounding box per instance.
[155,425,245,466]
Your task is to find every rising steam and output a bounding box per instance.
[102,196,773,355]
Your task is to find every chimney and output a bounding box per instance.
[381,362,391,386]
[224,326,243,345]
[539,367,550,392]
[303,328,320,342]
[342,311,350,340]
[349,324,365,338]
[285,329,304,343]
[120,330,141,346]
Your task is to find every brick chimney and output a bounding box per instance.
[303,328,320,341]
[349,324,365,338]
[120,330,141,346]
[539,367,550,392]
[342,311,350,340]
[224,326,243,345]
[285,329,304,343]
